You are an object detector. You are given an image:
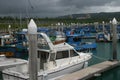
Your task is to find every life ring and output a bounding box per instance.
[5,52,14,57]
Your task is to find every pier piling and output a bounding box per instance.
[28,19,38,80]
[112,18,117,60]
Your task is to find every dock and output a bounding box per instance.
[56,61,120,80]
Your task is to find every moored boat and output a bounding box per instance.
[96,32,112,42]
[65,29,97,51]
[2,32,92,80]
[0,32,28,59]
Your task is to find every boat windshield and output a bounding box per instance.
[37,35,50,50]
[70,50,78,57]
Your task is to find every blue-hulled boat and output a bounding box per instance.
[96,31,111,42]
[0,33,28,59]
[65,29,97,51]
[0,27,66,59]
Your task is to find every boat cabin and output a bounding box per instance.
[37,33,79,71]
[37,43,79,71]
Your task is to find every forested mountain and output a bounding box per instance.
[58,12,120,21]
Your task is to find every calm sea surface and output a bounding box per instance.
[1,39,120,80]
[87,39,120,80]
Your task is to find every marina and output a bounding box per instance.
[0,18,120,80]
[1,1,120,79]
[0,18,119,80]
[1,40,120,80]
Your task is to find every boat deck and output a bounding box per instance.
[0,58,27,70]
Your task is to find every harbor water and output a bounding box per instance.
[88,39,120,80]
[1,39,120,80]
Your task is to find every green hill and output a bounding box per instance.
[58,12,120,21]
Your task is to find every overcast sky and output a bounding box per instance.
[0,0,120,17]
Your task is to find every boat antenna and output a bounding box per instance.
[28,0,34,9]
[26,0,34,25]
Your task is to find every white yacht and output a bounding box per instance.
[2,32,92,80]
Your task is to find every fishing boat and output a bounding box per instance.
[0,34,18,57]
[96,21,112,42]
[37,27,66,44]
[0,27,66,59]
[0,32,28,59]
[65,29,97,51]
[2,32,92,80]
[96,31,111,42]
[49,30,66,44]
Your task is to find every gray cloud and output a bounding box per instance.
[0,0,120,17]
[59,0,112,8]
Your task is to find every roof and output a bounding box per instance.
[37,42,74,53]
[54,42,74,51]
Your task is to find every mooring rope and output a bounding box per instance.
[85,48,108,61]
[92,54,107,61]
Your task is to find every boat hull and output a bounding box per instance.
[2,61,88,80]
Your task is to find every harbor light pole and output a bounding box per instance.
[109,20,112,34]
[28,19,38,80]
[102,21,105,32]
[112,18,117,60]
[8,25,11,34]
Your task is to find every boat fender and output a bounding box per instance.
[42,73,48,80]
[83,61,88,68]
